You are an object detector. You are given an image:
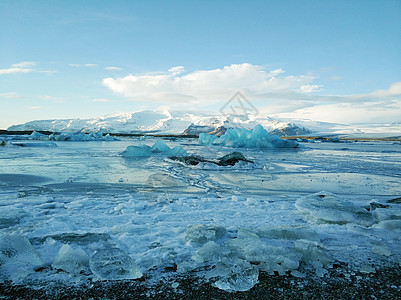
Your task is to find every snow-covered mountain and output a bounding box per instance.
[8,109,313,136]
[6,109,401,138]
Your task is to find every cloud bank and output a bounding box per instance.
[102,63,320,103]
[103,63,401,123]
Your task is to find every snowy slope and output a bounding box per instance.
[7,109,313,135]
[7,109,401,137]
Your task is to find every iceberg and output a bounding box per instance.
[122,140,187,158]
[121,145,151,158]
[29,131,48,140]
[198,124,299,148]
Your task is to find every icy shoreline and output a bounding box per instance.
[1,265,401,299]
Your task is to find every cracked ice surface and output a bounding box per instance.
[0,137,400,291]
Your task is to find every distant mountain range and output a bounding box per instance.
[7,110,312,136]
[6,109,401,138]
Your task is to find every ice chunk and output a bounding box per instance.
[295,191,375,226]
[167,146,187,156]
[150,140,170,152]
[372,220,401,231]
[212,261,259,292]
[121,145,151,157]
[185,224,226,245]
[294,239,331,267]
[0,206,29,228]
[29,131,48,140]
[373,206,401,222]
[0,235,43,283]
[198,133,218,145]
[199,124,299,149]
[122,141,187,158]
[192,241,222,263]
[52,244,89,274]
[89,248,142,280]
[257,225,320,241]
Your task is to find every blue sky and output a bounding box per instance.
[1,0,400,129]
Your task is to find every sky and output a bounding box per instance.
[0,0,400,129]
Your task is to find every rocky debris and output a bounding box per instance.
[169,152,253,166]
[208,126,227,137]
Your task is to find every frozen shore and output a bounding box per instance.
[1,265,401,299]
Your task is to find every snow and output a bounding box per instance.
[199,124,299,148]
[0,135,400,291]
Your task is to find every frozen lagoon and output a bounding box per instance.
[0,136,400,292]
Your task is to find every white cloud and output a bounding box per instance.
[40,95,64,103]
[103,63,318,104]
[27,106,45,110]
[0,62,53,76]
[168,66,185,75]
[0,67,33,75]
[102,63,401,123]
[69,63,98,68]
[275,100,401,124]
[0,92,23,98]
[105,66,122,71]
[11,61,36,68]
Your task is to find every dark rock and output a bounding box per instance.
[169,156,207,166]
[169,152,253,166]
[208,126,227,137]
[387,197,401,204]
[217,152,254,166]
[369,202,390,211]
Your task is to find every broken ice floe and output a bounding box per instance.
[0,235,44,283]
[0,206,30,229]
[89,248,142,280]
[52,244,90,274]
[295,191,375,226]
[122,140,187,158]
[179,224,333,292]
[198,124,299,149]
